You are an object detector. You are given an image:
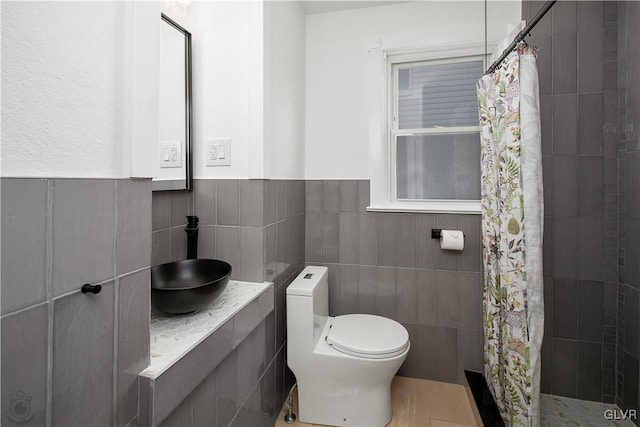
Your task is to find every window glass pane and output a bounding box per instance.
[398,69,410,93]
[397,60,483,129]
[396,133,481,200]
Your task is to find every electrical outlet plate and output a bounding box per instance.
[160,141,182,168]
[206,138,231,166]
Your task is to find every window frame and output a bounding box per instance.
[368,45,488,214]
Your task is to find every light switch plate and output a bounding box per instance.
[160,141,182,168]
[206,138,231,166]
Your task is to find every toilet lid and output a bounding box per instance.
[326,314,409,359]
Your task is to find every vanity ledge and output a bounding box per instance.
[141,280,273,379]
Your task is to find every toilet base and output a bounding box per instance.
[297,381,392,427]
[289,318,409,427]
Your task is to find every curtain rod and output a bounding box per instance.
[484,0,557,75]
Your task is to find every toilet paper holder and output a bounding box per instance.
[431,229,465,239]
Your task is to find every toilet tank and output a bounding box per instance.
[287,266,329,358]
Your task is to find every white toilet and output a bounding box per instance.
[286,265,410,427]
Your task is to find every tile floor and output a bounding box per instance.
[276,376,639,427]
[540,394,636,427]
[275,376,478,427]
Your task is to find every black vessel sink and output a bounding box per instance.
[151,259,232,315]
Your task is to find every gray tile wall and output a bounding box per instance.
[305,180,484,384]
[617,0,640,419]
[521,0,619,403]
[151,190,193,267]
[157,314,294,427]
[1,178,151,426]
[151,180,305,285]
[153,179,302,427]
[140,286,273,426]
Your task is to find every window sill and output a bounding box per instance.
[366,202,481,215]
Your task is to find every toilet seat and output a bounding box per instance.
[326,314,409,359]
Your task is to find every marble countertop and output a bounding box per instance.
[141,280,272,378]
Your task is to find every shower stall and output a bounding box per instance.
[478,1,639,425]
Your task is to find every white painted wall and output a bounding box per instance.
[163,0,306,180]
[304,0,522,179]
[2,0,519,181]
[2,0,305,180]
[267,1,306,179]
[1,1,158,178]
[163,1,257,179]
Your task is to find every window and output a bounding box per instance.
[370,47,486,214]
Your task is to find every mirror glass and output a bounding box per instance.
[153,13,192,191]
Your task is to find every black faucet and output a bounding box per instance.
[185,215,199,259]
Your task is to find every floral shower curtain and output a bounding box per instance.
[477,43,544,427]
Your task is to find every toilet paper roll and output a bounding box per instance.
[440,230,464,251]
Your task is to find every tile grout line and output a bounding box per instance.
[214,181,219,260]
[46,178,53,427]
[228,352,279,427]
[113,180,120,427]
[0,299,54,321]
[614,1,624,405]
[118,265,151,281]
